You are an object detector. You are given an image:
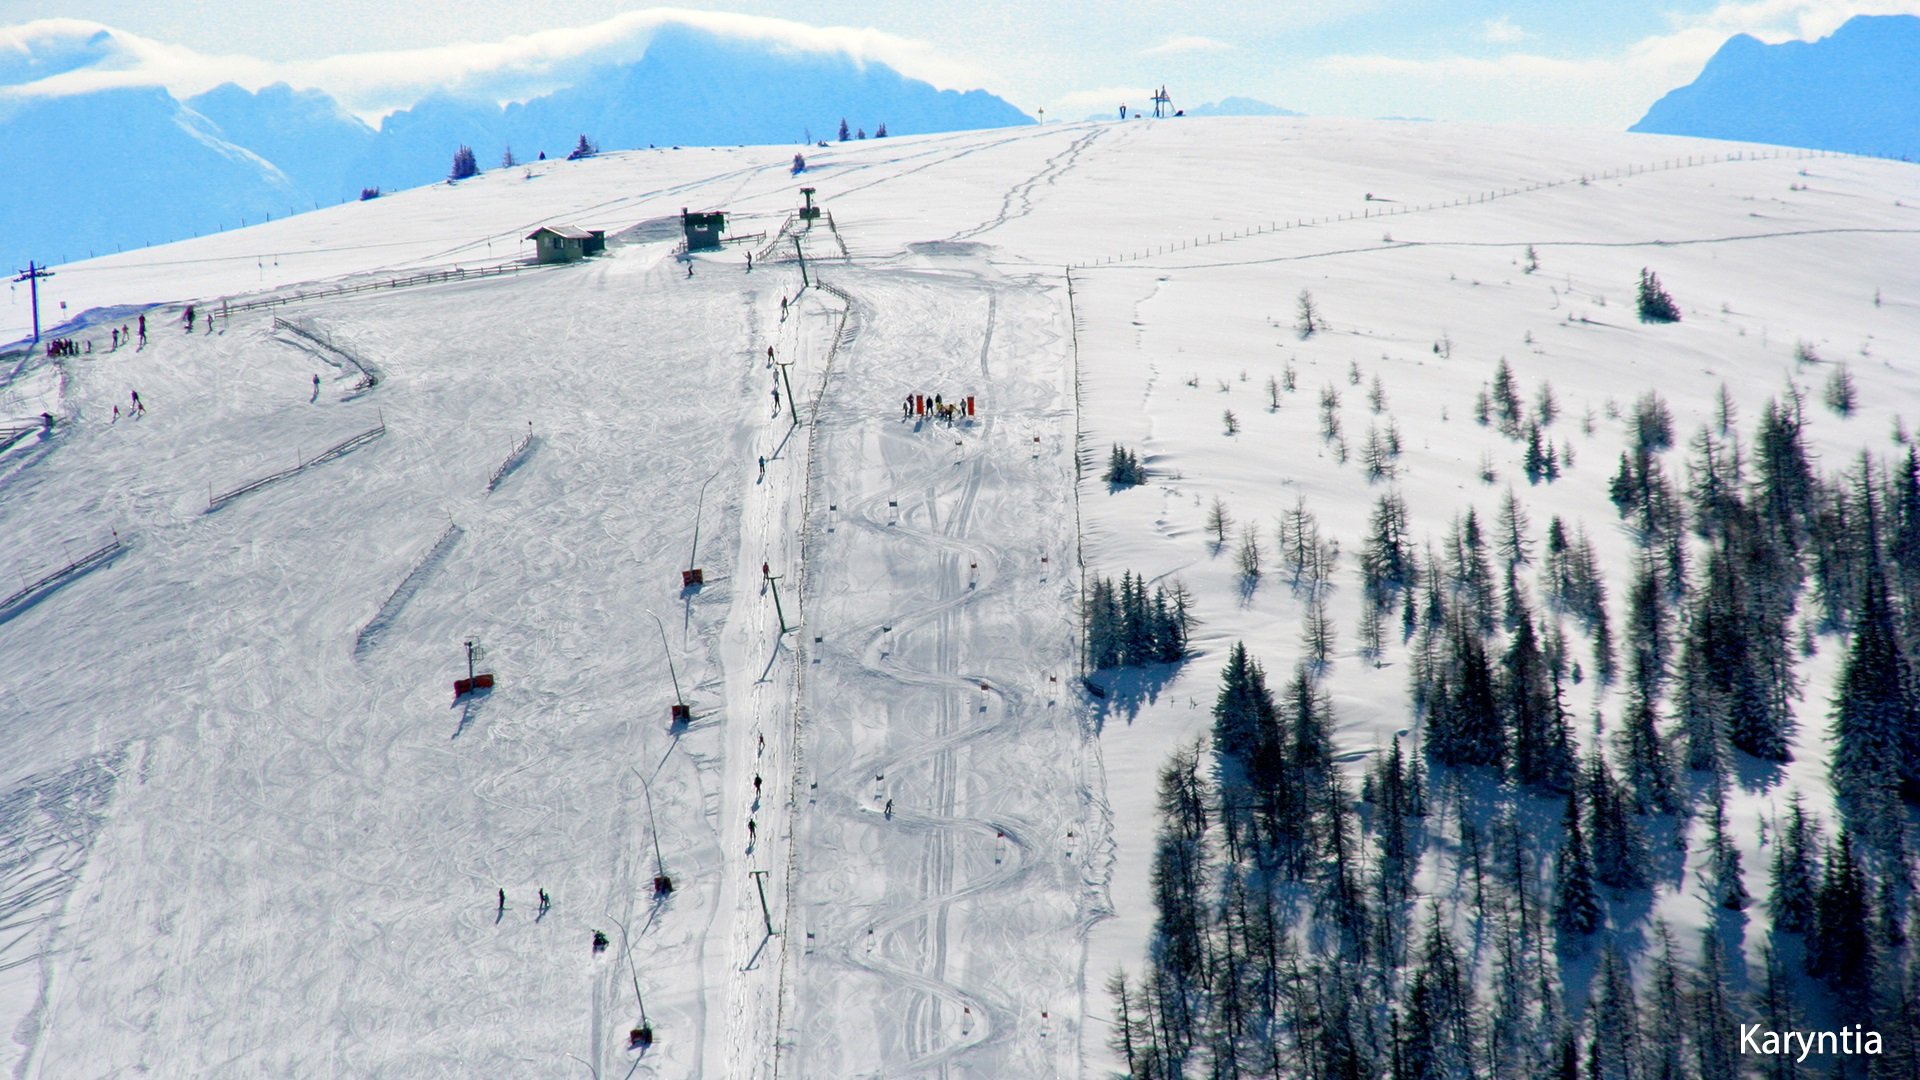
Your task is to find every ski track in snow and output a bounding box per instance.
[788,260,1084,1079]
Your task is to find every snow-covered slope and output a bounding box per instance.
[2,117,1917,1077]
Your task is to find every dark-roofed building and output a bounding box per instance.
[527,225,607,264]
[681,208,727,251]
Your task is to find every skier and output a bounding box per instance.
[130,390,143,414]
[766,345,775,366]
[748,818,757,841]
[539,888,549,911]
[184,305,195,332]
[780,296,788,320]
[498,888,506,914]
[746,252,753,273]
[753,774,762,796]
[112,405,120,423]
[758,455,766,480]
[312,373,321,398]
[758,733,765,755]
[884,798,893,818]
[772,385,780,410]
[112,328,119,350]
[687,263,694,279]
[137,315,147,347]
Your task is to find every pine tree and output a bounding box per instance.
[1553,789,1603,935]
[874,123,888,137]
[1644,924,1687,1080]
[1296,289,1320,337]
[838,118,850,141]
[1705,774,1749,910]
[1751,946,1802,1080]
[1206,496,1232,548]
[448,144,479,180]
[1693,925,1740,1080]
[1807,831,1875,1012]
[1592,944,1642,1079]
[1636,267,1681,323]
[1830,466,1911,837]
[1768,792,1821,933]
[1586,752,1651,890]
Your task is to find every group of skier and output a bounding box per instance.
[495,887,551,915]
[43,337,85,358]
[901,392,974,426]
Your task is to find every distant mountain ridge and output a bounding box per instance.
[0,21,1031,272]
[1631,14,1920,159]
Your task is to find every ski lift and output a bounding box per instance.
[454,639,495,699]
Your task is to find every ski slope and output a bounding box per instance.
[2,116,1917,1076]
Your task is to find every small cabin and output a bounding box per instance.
[526,225,606,264]
[681,208,727,251]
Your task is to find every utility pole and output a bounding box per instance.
[763,563,793,634]
[13,262,54,343]
[750,869,775,937]
[646,609,687,720]
[775,358,800,428]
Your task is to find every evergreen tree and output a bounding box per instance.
[1636,267,1681,323]
[1553,789,1603,935]
[1830,466,1912,834]
[448,144,479,180]
[838,118,850,141]
[1807,831,1875,1012]
[1751,946,1802,1080]
[1592,944,1642,1079]
[1427,619,1506,767]
[1693,925,1741,1080]
[1587,752,1651,890]
[1505,606,1572,790]
[1705,774,1749,910]
[1768,792,1821,934]
[1644,924,1687,1080]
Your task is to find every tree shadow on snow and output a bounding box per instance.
[1084,661,1185,730]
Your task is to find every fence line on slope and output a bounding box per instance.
[216,260,546,320]
[354,521,463,659]
[205,417,387,512]
[486,424,537,493]
[273,316,380,394]
[1071,145,1904,269]
[770,273,858,1080]
[1,533,127,623]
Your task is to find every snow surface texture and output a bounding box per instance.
[0,116,1917,1076]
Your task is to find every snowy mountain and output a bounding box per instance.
[0,86,306,268]
[1631,14,1920,159]
[187,82,378,205]
[4,116,1920,1077]
[0,19,1029,275]
[1185,96,1303,117]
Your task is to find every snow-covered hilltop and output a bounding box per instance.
[2,117,1918,1077]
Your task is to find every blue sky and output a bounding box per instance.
[6,1,1918,126]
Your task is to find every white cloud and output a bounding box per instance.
[1312,0,1920,127]
[0,7,989,119]
[1479,16,1529,44]
[1141,35,1233,56]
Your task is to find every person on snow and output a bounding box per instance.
[137,315,147,347]
[753,774,762,796]
[312,373,321,398]
[130,390,143,414]
[687,263,694,278]
[884,798,894,818]
[747,818,757,841]
[183,305,195,332]
[538,888,549,911]
[758,455,766,480]
[112,405,120,423]
[780,296,789,321]
[498,888,506,914]
[746,252,753,273]
[766,345,775,366]
[772,385,780,410]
